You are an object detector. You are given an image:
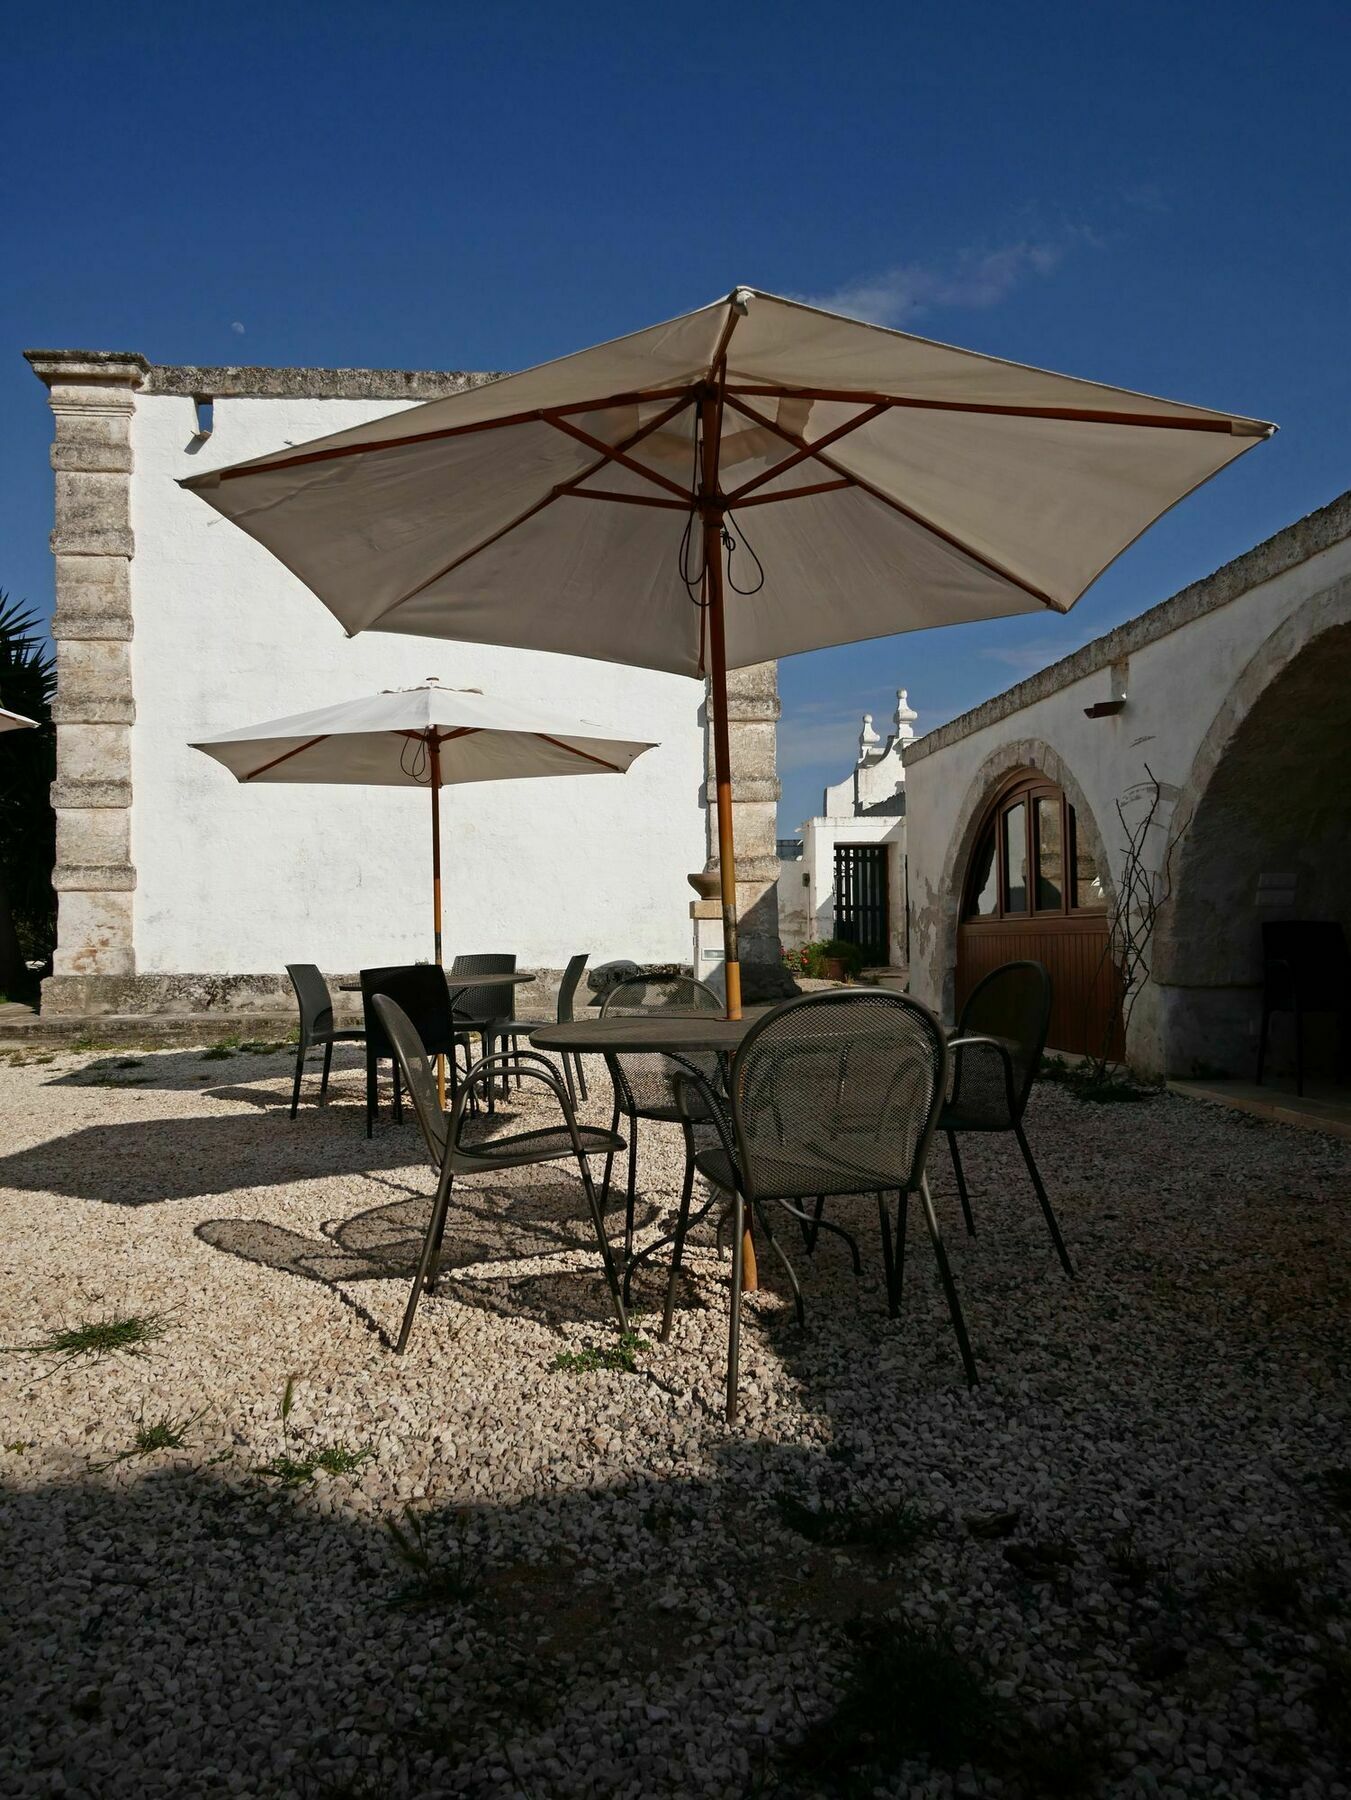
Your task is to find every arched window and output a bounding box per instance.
[957,769,1119,1059]
[963,775,1106,921]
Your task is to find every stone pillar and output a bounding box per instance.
[24,350,146,1003]
[705,659,781,966]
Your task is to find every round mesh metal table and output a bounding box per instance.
[530,1015,753,1057]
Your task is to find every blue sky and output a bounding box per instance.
[3,0,1348,830]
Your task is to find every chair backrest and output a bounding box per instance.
[727,990,948,1201]
[286,963,334,1040]
[371,995,447,1167]
[1262,921,1351,1003]
[953,960,1052,1125]
[360,965,457,1061]
[600,974,722,1114]
[556,953,589,1024]
[600,974,722,1017]
[449,952,516,1022]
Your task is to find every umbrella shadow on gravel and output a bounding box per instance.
[0,1110,427,1206]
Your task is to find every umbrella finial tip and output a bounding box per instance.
[731,287,753,314]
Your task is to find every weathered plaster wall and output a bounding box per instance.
[128,388,707,980]
[904,492,1351,1073]
[777,815,907,962]
[26,351,718,1012]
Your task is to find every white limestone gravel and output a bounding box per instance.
[0,1041,1347,1799]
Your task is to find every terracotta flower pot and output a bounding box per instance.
[821,956,848,981]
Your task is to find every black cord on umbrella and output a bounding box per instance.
[720,511,765,596]
[399,734,431,784]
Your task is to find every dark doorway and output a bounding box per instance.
[834,843,890,964]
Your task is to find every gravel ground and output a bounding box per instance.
[0,1040,1348,1800]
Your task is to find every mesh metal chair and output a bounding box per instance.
[449,952,516,1106]
[373,995,629,1352]
[285,964,366,1119]
[940,960,1073,1275]
[597,975,724,1276]
[666,989,976,1422]
[498,952,591,1106]
[1255,921,1351,1096]
[360,965,468,1139]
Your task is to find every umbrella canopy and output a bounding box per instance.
[190,681,654,787]
[191,679,655,975]
[183,286,1275,1014]
[0,708,38,734]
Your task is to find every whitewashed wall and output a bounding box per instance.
[129,394,706,975]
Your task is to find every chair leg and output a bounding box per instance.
[1294,999,1304,1098]
[659,1129,699,1340]
[599,1099,623,1207]
[947,1131,976,1236]
[365,1051,377,1138]
[1014,1121,1074,1275]
[802,1193,825,1256]
[623,1124,639,1263]
[893,1188,909,1311]
[320,1040,334,1103]
[576,1153,629,1332]
[397,1162,456,1353]
[877,1190,897,1316]
[919,1174,977,1388]
[290,1036,307,1120]
[563,1051,578,1112]
[757,1202,804,1326]
[575,1053,589,1103]
[392,1062,403,1124]
[726,1187,745,1425]
[1255,1003,1270,1086]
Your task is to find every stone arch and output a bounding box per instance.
[928,736,1116,1022]
[1151,575,1351,1075]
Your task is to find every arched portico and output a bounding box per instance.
[1154,578,1351,1077]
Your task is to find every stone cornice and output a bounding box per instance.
[905,487,1351,766]
[26,349,506,402]
[25,350,150,387]
[143,364,506,401]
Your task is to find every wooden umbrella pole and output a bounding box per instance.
[699,385,757,1292]
[429,733,447,1111]
[698,387,742,1024]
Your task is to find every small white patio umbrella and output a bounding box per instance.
[0,708,38,734]
[183,286,1276,1017]
[191,677,655,971]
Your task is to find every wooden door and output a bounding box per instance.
[956,774,1123,1059]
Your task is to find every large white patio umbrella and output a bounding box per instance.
[190,679,655,972]
[183,287,1275,1016]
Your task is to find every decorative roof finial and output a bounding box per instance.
[894,688,917,740]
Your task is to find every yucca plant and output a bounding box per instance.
[0,594,56,1000]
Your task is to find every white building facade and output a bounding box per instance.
[778,690,914,967]
[26,351,783,1020]
[903,491,1351,1077]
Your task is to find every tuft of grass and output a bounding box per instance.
[199,1042,236,1061]
[385,1508,478,1610]
[237,1038,287,1055]
[100,1407,204,1468]
[257,1443,372,1486]
[551,1330,649,1374]
[777,1492,930,1554]
[5,1312,167,1364]
[1038,1054,1157,1104]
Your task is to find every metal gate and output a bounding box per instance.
[834,844,889,964]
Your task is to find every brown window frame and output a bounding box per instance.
[962,773,1106,924]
